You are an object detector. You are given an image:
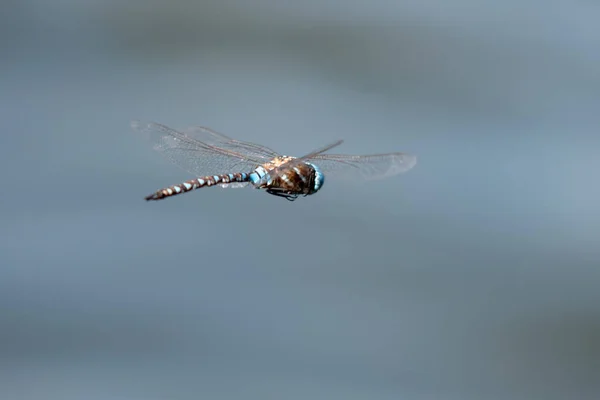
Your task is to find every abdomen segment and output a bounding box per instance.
[145,172,249,201]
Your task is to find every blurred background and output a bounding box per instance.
[1,1,599,399]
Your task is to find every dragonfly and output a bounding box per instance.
[131,120,417,201]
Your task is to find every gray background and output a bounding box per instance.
[1,1,599,399]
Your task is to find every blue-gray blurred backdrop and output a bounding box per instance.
[1,1,599,399]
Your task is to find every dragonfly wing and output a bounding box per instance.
[182,126,281,161]
[131,121,265,176]
[309,152,417,180]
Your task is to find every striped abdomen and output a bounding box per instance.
[145,172,249,201]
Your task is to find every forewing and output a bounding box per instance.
[182,125,281,161]
[131,121,266,176]
[310,152,417,180]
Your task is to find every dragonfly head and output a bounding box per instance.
[307,162,325,193]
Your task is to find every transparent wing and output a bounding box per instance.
[181,125,281,161]
[131,121,271,176]
[297,140,345,160]
[309,152,417,180]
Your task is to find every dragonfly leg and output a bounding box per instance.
[266,189,299,201]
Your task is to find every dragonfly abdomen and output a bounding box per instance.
[145,172,250,201]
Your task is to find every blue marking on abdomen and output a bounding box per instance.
[249,172,260,184]
[249,166,268,185]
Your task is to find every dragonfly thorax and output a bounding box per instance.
[249,156,325,200]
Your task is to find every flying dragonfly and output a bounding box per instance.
[131,121,417,201]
